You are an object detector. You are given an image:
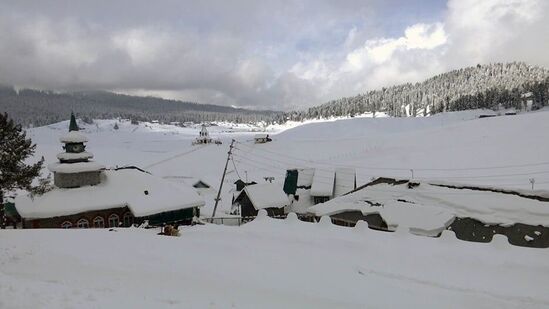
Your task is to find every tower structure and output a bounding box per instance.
[49,114,105,188]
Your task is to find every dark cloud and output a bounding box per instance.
[0,0,546,111]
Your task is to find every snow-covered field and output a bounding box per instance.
[3,109,549,308]
[2,214,549,308]
[24,108,549,215]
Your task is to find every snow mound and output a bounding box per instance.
[491,234,510,249]
[318,216,332,227]
[285,212,299,223]
[439,230,457,242]
[255,209,269,220]
[353,220,370,232]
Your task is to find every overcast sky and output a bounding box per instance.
[0,0,547,110]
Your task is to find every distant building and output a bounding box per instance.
[254,133,272,144]
[193,124,221,145]
[521,92,534,111]
[14,115,204,229]
[192,179,216,196]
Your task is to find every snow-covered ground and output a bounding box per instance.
[4,109,549,308]
[2,215,549,309]
[25,108,549,216]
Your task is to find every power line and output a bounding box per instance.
[230,155,243,180]
[234,142,549,181]
[235,140,549,172]
[232,155,549,196]
[234,146,549,182]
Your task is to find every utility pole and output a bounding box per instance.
[530,178,535,190]
[211,139,235,219]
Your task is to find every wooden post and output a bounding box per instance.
[211,139,235,219]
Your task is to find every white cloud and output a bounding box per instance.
[445,0,548,66]
[404,23,447,50]
[344,22,446,70]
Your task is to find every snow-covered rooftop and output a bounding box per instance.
[296,168,314,187]
[310,169,335,197]
[59,131,88,143]
[241,183,289,210]
[334,168,355,196]
[56,151,94,161]
[15,169,205,219]
[254,133,269,139]
[48,162,105,174]
[309,179,549,235]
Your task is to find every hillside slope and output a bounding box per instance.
[0,87,281,127]
[288,62,549,120]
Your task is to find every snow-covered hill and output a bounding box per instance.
[289,62,549,120]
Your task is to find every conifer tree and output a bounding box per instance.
[0,113,44,228]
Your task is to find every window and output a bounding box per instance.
[93,216,105,228]
[108,214,119,228]
[76,219,89,228]
[61,221,72,229]
[313,196,330,205]
[123,212,133,227]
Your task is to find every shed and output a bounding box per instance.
[233,183,289,217]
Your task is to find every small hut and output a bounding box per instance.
[233,183,289,218]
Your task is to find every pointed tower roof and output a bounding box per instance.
[69,112,79,132]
